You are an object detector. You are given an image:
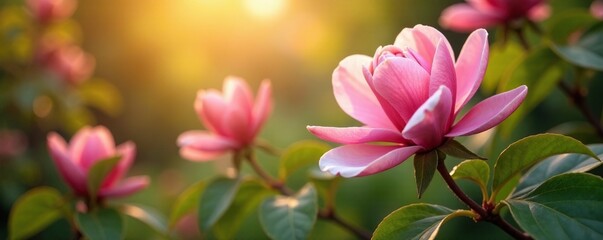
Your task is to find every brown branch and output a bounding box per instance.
[558,81,603,139]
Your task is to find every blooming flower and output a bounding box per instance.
[26,0,76,24]
[307,25,527,177]
[47,126,149,198]
[439,0,550,32]
[178,76,272,161]
[37,41,96,85]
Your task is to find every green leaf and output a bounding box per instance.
[504,173,603,240]
[213,180,274,239]
[198,177,240,232]
[259,183,318,240]
[9,187,65,240]
[75,208,124,240]
[121,204,168,236]
[546,10,598,44]
[552,28,603,71]
[413,151,438,198]
[438,140,486,160]
[372,203,462,240]
[78,79,123,116]
[482,41,524,93]
[450,160,490,194]
[512,144,603,198]
[278,140,330,180]
[87,156,121,201]
[168,180,206,229]
[498,48,563,137]
[492,134,598,200]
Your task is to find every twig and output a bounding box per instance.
[558,81,603,139]
[437,158,532,240]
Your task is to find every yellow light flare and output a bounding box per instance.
[244,0,286,19]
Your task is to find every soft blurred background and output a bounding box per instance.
[1,0,602,239]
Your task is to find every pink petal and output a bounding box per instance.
[372,58,430,123]
[70,126,116,173]
[307,126,408,144]
[252,79,272,137]
[362,67,407,130]
[439,4,503,32]
[429,39,457,103]
[102,141,135,188]
[402,86,453,149]
[177,130,238,151]
[454,29,489,113]
[197,90,228,135]
[394,25,454,68]
[179,147,227,161]
[528,3,550,21]
[319,144,422,177]
[447,85,527,137]
[223,76,254,112]
[222,105,252,144]
[47,132,87,195]
[99,176,149,198]
[333,55,397,129]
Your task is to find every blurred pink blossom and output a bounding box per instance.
[308,25,527,177]
[440,0,550,32]
[178,77,272,161]
[37,40,96,85]
[592,0,603,20]
[47,126,149,199]
[26,0,76,24]
[0,129,27,158]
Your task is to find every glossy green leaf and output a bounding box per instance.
[168,180,206,229]
[121,204,168,236]
[498,48,563,137]
[512,144,603,197]
[450,160,490,191]
[78,79,123,116]
[87,156,121,201]
[76,208,123,240]
[492,134,598,200]
[198,177,240,232]
[552,28,603,71]
[9,187,65,240]
[505,173,603,240]
[278,140,330,180]
[482,41,524,93]
[372,203,460,240]
[213,180,274,239]
[413,151,438,198]
[259,183,318,240]
[438,140,486,160]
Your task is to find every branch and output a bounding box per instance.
[558,81,603,139]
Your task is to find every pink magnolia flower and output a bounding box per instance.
[26,0,76,24]
[592,0,603,20]
[47,126,149,198]
[177,76,272,161]
[307,25,527,177]
[38,42,96,85]
[440,0,550,32]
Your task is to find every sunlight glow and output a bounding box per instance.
[244,0,286,19]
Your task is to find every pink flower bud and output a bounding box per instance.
[47,126,149,199]
[178,77,272,161]
[37,39,95,85]
[26,0,76,24]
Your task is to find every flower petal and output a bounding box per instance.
[252,79,272,137]
[102,141,135,188]
[333,55,397,129]
[447,85,527,137]
[98,176,149,198]
[395,25,454,68]
[373,58,430,123]
[70,126,116,173]
[47,132,87,195]
[402,86,453,149]
[439,4,503,32]
[319,144,422,177]
[179,147,227,161]
[223,76,253,113]
[197,90,228,135]
[177,130,238,151]
[454,28,489,113]
[430,39,457,102]
[307,126,408,144]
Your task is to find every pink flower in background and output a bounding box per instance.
[440,0,550,32]
[38,42,96,85]
[26,0,76,24]
[592,0,603,20]
[307,25,527,177]
[0,129,27,158]
[47,126,149,198]
[178,76,272,161]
